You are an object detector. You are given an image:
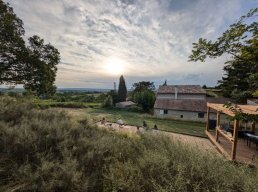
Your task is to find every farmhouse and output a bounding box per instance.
[154,85,228,122]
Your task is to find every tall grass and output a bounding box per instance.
[0,97,257,192]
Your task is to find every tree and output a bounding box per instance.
[189,8,258,103]
[133,90,155,112]
[132,81,155,93]
[0,0,28,84]
[102,95,113,108]
[108,90,118,105]
[0,1,60,96]
[117,75,127,102]
[24,35,60,96]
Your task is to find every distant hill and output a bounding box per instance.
[0,88,111,93]
[57,88,111,93]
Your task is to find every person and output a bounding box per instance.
[143,121,147,128]
[101,117,106,125]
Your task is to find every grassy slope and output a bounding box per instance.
[84,108,206,138]
[0,97,257,192]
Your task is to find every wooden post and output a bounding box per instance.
[216,111,221,127]
[215,111,221,141]
[231,120,239,161]
[251,122,256,133]
[206,106,210,131]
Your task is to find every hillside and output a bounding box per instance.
[0,97,257,192]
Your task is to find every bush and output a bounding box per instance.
[102,95,113,108]
[0,97,257,191]
[133,90,156,112]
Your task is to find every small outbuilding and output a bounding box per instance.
[115,101,136,109]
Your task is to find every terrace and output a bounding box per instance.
[206,103,258,164]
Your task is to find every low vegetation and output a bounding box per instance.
[0,97,257,191]
[85,107,207,137]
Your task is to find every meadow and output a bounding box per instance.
[0,96,257,191]
[26,92,207,137]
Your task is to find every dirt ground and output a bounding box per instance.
[96,121,217,153]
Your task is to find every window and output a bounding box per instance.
[160,110,164,115]
[198,113,204,118]
[180,115,183,118]
[164,109,168,114]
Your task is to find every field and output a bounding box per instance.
[62,107,207,138]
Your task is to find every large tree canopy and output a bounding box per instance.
[0,1,60,96]
[189,8,258,103]
[132,81,155,93]
[24,36,60,96]
[0,1,27,84]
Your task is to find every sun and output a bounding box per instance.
[104,57,125,75]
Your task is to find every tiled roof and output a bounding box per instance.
[157,85,206,94]
[154,97,231,112]
[154,99,207,112]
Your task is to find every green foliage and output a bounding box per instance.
[0,99,258,192]
[132,81,155,94]
[24,35,60,96]
[52,92,98,103]
[117,75,127,102]
[86,107,207,137]
[0,0,27,84]
[102,95,113,108]
[0,1,60,96]
[189,8,258,102]
[133,90,156,112]
[224,102,258,122]
[0,98,258,191]
[107,90,118,104]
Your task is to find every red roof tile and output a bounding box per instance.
[154,99,207,112]
[157,85,206,94]
[154,98,231,112]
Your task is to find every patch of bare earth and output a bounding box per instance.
[96,122,217,154]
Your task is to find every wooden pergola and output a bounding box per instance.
[206,103,258,161]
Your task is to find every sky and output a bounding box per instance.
[5,0,258,89]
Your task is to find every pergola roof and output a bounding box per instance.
[207,103,258,117]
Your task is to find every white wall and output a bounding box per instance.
[154,109,229,123]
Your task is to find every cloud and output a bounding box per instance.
[5,0,255,88]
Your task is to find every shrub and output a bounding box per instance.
[102,95,113,108]
[133,90,156,112]
[0,97,257,191]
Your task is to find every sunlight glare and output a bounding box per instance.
[105,57,125,75]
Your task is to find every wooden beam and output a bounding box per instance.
[231,120,239,161]
[206,130,231,160]
[206,107,210,131]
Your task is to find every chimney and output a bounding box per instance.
[175,87,178,100]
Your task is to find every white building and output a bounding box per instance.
[154,85,229,122]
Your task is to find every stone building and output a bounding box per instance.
[154,85,229,122]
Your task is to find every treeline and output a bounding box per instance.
[0,1,60,96]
